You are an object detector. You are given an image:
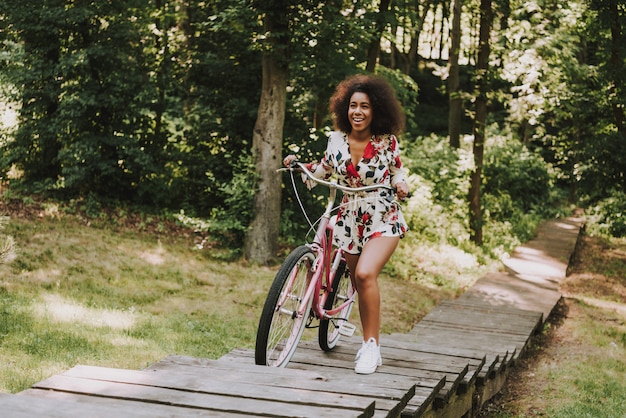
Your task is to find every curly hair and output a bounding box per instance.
[329,74,405,136]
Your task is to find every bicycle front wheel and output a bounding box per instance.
[255,245,315,367]
[319,259,355,351]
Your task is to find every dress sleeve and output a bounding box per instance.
[389,135,407,187]
[301,135,336,189]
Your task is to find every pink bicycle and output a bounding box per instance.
[255,161,396,367]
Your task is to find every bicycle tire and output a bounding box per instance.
[255,245,315,367]
[318,259,354,351]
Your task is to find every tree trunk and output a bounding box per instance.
[366,0,391,72]
[469,0,493,246]
[403,0,431,74]
[608,0,625,138]
[243,8,289,264]
[448,0,463,149]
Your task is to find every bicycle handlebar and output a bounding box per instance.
[278,161,395,194]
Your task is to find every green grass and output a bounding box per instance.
[0,215,275,392]
[543,307,626,418]
[0,213,465,393]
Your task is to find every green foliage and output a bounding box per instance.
[400,132,562,259]
[175,152,257,259]
[587,190,626,237]
[481,133,564,248]
[0,0,262,214]
[207,152,257,255]
[401,134,470,246]
[483,136,555,215]
[1,0,625,249]
[375,67,421,136]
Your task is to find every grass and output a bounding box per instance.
[0,214,275,393]
[0,205,473,394]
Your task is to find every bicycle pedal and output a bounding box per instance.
[338,322,356,337]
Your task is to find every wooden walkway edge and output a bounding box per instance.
[1,216,585,417]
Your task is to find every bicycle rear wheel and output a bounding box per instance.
[255,245,315,367]
[318,259,355,351]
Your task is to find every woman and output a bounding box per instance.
[284,74,409,374]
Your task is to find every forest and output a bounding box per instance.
[1,0,625,264]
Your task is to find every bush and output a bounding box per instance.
[587,190,626,238]
[483,138,555,216]
[402,135,471,246]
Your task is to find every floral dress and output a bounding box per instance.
[305,131,408,254]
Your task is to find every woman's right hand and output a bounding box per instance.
[283,155,298,167]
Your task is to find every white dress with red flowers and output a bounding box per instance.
[305,131,408,254]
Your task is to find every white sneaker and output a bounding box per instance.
[354,337,382,374]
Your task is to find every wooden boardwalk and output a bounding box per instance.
[0,216,584,417]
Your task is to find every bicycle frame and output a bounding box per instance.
[278,162,394,325]
[277,185,353,324]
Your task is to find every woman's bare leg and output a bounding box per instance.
[344,236,400,343]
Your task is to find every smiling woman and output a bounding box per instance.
[282,74,410,374]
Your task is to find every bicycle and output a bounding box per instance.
[254,161,397,367]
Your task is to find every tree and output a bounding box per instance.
[1,0,64,185]
[244,3,290,263]
[603,0,626,137]
[448,0,464,148]
[469,0,493,245]
[366,0,392,72]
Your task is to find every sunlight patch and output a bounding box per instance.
[35,294,136,329]
[139,245,166,266]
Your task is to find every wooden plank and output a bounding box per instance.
[148,358,410,418]
[384,334,499,360]
[460,272,562,320]
[430,300,544,323]
[414,319,536,338]
[399,389,443,418]
[0,390,227,417]
[162,354,438,392]
[429,301,544,333]
[33,373,375,418]
[296,340,478,374]
[417,311,540,336]
[411,321,531,344]
[385,333,501,379]
[280,360,447,413]
[284,350,449,416]
[438,298,545,323]
[293,338,475,375]
[438,298,544,318]
[146,358,412,404]
[60,365,378,415]
[214,348,420,417]
[17,390,239,417]
[223,343,462,411]
[286,347,462,390]
[403,326,524,368]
